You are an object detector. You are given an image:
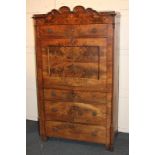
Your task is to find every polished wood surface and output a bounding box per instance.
[46,121,107,144]
[33,5,119,151]
[45,101,106,125]
[39,24,108,38]
[44,89,107,103]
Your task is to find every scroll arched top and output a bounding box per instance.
[33,6,116,25]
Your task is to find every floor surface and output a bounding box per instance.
[26,120,129,155]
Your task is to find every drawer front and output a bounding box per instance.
[44,89,106,104]
[45,121,106,144]
[45,101,106,125]
[40,24,108,38]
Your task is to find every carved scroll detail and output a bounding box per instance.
[33,6,115,25]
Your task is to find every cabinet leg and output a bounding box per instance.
[105,144,114,151]
[40,135,48,141]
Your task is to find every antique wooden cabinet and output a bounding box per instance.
[33,6,119,150]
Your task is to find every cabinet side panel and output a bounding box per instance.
[106,24,113,146]
[34,19,46,137]
[106,15,119,147]
[113,15,120,134]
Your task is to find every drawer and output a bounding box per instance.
[45,121,106,144]
[44,89,107,104]
[45,101,106,125]
[39,24,108,38]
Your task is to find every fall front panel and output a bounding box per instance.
[41,38,107,89]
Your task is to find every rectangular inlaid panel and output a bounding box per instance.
[45,121,106,144]
[45,46,100,79]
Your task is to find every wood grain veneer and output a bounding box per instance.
[33,6,120,151]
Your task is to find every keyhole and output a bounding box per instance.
[47,29,52,33]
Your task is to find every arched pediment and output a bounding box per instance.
[33,6,115,25]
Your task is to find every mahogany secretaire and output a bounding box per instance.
[33,6,119,150]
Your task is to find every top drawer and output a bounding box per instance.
[39,24,108,38]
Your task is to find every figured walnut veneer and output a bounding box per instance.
[33,5,119,151]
